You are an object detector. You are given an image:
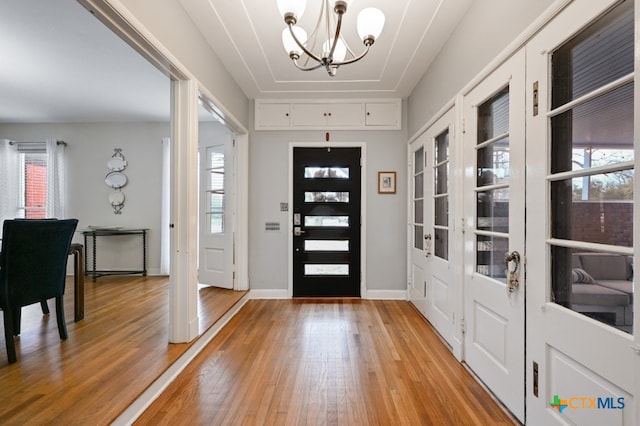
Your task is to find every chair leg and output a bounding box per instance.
[55,296,67,341]
[12,308,21,337]
[40,301,50,315]
[3,309,17,364]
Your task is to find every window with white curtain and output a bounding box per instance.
[0,139,66,224]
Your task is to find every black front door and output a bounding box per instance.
[293,147,361,297]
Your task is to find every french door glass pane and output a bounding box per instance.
[477,137,510,186]
[477,87,509,142]
[551,246,633,333]
[551,83,634,174]
[435,228,448,260]
[435,131,449,163]
[551,1,633,108]
[551,171,633,247]
[477,188,509,232]
[476,235,508,282]
[414,225,423,250]
[435,197,448,227]
[414,147,424,174]
[414,174,423,199]
[206,146,224,234]
[435,163,448,194]
[414,200,423,225]
[209,213,224,234]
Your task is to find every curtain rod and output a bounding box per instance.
[7,140,67,146]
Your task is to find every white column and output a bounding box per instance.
[169,79,199,342]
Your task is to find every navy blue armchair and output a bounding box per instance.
[0,218,78,363]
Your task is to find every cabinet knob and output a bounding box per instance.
[367,112,371,116]
[285,113,289,116]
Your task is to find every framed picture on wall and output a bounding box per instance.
[378,171,396,194]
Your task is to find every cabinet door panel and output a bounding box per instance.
[292,103,327,126]
[256,102,290,128]
[328,103,364,127]
[365,102,400,127]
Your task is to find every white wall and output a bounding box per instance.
[407,0,554,136]
[0,122,168,274]
[249,108,408,294]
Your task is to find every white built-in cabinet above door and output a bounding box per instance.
[254,99,401,130]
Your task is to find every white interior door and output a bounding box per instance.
[463,49,526,422]
[526,1,638,424]
[409,138,428,316]
[198,126,234,289]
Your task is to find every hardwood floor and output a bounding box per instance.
[0,275,246,425]
[136,299,518,425]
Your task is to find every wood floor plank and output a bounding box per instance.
[0,275,247,425]
[135,299,517,425]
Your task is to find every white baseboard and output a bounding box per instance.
[249,289,289,299]
[248,289,408,300]
[364,289,408,300]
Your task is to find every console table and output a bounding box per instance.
[82,228,149,281]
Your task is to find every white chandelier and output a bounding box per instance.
[277,0,385,77]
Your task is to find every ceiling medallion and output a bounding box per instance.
[277,0,385,76]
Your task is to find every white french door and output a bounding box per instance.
[198,125,234,289]
[526,1,638,424]
[409,138,428,316]
[462,49,526,422]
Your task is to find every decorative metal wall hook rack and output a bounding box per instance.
[105,148,128,214]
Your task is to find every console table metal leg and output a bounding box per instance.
[143,230,147,276]
[92,234,97,282]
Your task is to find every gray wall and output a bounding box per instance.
[249,109,408,294]
[115,0,249,129]
[0,122,168,274]
[408,0,555,137]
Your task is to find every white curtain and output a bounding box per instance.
[45,138,65,218]
[0,139,19,224]
[160,137,171,275]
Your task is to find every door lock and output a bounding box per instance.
[294,226,306,236]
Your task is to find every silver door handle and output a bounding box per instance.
[505,251,521,293]
[294,226,306,236]
[425,233,432,257]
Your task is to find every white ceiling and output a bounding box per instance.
[0,0,170,123]
[179,0,472,99]
[0,0,471,123]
